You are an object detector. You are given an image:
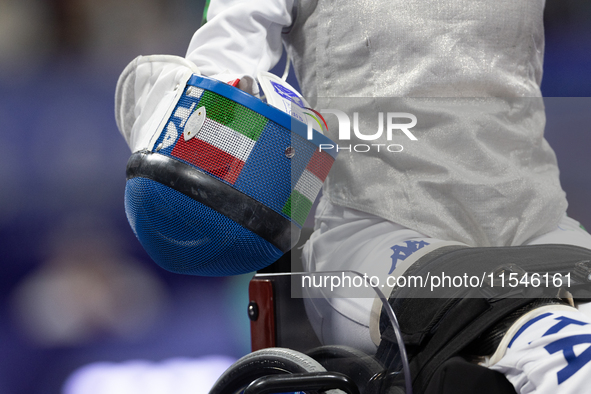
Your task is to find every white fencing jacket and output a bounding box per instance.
[184,0,566,247]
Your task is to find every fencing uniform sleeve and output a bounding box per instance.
[185,0,295,96]
[115,0,293,153]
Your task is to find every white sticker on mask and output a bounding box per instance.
[183,106,206,141]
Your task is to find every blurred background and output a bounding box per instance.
[0,0,589,393]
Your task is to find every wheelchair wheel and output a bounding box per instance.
[307,345,383,392]
[209,347,344,394]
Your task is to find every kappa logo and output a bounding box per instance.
[389,240,429,274]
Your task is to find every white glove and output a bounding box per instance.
[115,55,200,153]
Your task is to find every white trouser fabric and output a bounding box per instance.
[302,197,591,393]
[486,305,591,393]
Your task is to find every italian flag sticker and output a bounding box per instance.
[282,149,334,226]
[171,91,267,184]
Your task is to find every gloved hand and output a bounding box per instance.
[115,55,260,153]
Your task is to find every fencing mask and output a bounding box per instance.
[115,55,336,276]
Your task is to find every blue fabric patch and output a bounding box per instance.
[508,312,553,348]
[545,334,591,384]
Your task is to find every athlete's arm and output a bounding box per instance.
[186,0,294,95]
[115,0,293,152]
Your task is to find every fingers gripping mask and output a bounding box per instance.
[115,55,336,276]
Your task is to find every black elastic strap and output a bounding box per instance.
[377,244,591,393]
[126,151,296,252]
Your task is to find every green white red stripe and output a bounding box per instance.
[171,91,266,184]
[282,149,335,225]
[197,118,256,162]
[293,170,324,202]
